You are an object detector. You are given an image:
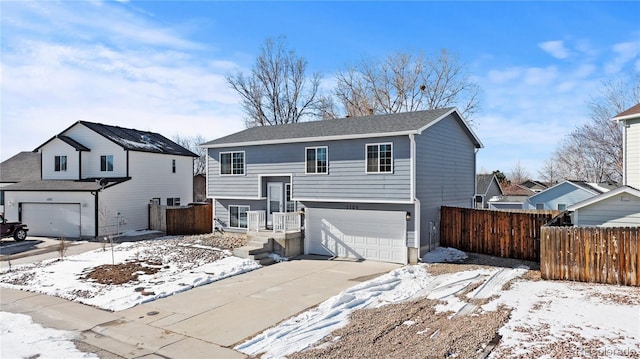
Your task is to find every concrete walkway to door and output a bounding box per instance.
[1,255,401,358]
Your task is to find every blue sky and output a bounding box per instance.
[2,1,639,177]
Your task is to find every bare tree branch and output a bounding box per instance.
[227,36,323,127]
[333,50,481,123]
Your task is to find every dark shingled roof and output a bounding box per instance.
[203,108,482,148]
[36,121,198,157]
[58,135,90,151]
[0,152,41,183]
[79,121,198,157]
[476,174,495,195]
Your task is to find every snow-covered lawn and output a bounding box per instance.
[237,248,640,359]
[0,235,260,311]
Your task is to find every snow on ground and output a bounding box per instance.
[421,246,467,263]
[0,238,260,311]
[237,248,639,359]
[0,311,97,359]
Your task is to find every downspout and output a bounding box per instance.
[473,148,480,207]
[409,134,421,261]
[91,190,99,238]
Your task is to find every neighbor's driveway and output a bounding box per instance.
[1,255,401,358]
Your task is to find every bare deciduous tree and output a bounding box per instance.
[552,74,639,183]
[538,158,567,185]
[333,50,481,122]
[508,160,530,185]
[226,36,323,127]
[173,134,207,175]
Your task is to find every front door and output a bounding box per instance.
[267,182,283,226]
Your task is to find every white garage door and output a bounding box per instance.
[22,203,81,238]
[306,208,407,264]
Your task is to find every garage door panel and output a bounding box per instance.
[22,203,81,238]
[307,208,407,264]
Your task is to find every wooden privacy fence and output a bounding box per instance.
[149,204,212,235]
[541,226,639,286]
[440,206,560,262]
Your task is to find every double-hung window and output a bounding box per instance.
[54,155,67,172]
[366,143,393,173]
[306,146,328,174]
[220,151,245,175]
[100,155,114,172]
[229,205,249,229]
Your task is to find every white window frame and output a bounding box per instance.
[54,155,67,172]
[167,197,181,206]
[100,155,114,172]
[365,143,393,174]
[305,146,328,174]
[285,183,296,212]
[557,203,567,211]
[229,205,250,229]
[219,151,245,175]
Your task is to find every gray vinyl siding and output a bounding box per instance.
[574,193,640,227]
[415,114,477,253]
[214,198,266,233]
[524,183,595,210]
[208,136,411,202]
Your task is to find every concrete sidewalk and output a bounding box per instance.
[1,256,401,358]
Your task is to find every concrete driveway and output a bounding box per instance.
[1,255,401,358]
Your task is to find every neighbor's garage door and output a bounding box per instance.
[306,208,407,264]
[22,203,81,238]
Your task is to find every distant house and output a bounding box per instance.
[568,186,640,226]
[475,174,503,208]
[568,103,640,226]
[488,183,533,210]
[202,108,483,264]
[3,121,197,238]
[0,152,41,215]
[523,180,617,211]
[519,180,549,193]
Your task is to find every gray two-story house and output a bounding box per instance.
[203,108,482,264]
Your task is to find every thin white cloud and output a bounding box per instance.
[0,1,244,160]
[539,40,570,59]
[605,41,640,74]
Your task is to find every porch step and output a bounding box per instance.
[233,237,276,266]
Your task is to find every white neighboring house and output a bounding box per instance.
[3,121,197,239]
[568,103,640,226]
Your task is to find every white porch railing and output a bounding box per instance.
[247,210,266,232]
[273,212,301,233]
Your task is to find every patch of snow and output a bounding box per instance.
[268,253,289,262]
[0,239,261,311]
[421,247,468,263]
[1,311,97,359]
[235,265,434,358]
[485,280,640,358]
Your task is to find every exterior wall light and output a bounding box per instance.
[406,211,411,221]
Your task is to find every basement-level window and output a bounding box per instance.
[229,205,249,229]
